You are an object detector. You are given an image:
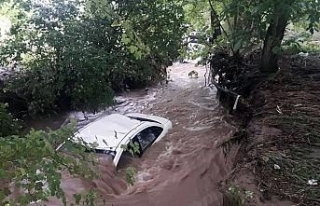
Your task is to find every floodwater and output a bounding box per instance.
[33,61,236,206]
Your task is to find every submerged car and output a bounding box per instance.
[56,113,172,166]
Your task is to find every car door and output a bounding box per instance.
[117,123,164,160]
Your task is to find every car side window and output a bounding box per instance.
[136,126,163,151]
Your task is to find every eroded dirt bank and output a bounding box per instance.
[223,55,320,206]
[36,62,236,206]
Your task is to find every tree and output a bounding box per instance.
[259,0,295,72]
[206,0,320,72]
[0,0,186,205]
[258,0,320,72]
[0,103,19,137]
[0,0,186,115]
[0,121,99,205]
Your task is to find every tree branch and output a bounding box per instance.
[208,0,229,39]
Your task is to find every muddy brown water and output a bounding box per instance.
[32,61,236,206]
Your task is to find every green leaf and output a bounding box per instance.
[233,39,243,52]
[122,37,131,45]
[128,45,138,53]
[73,193,82,204]
[17,168,26,175]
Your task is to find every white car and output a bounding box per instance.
[56,113,172,166]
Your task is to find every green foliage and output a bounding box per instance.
[282,42,320,55]
[0,0,185,116]
[183,2,210,31]
[125,167,136,186]
[186,0,320,57]
[226,186,245,206]
[0,1,185,204]
[118,0,185,61]
[0,103,20,137]
[0,121,98,205]
[217,0,270,54]
[225,185,253,206]
[73,189,97,206]
[121,140,141,156]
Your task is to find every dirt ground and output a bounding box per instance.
[224,55,320,206]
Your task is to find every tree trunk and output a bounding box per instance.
[211,10,221,39]
[208,0,221,40]
[260,14,289,73]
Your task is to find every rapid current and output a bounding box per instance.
[34,61,236,206]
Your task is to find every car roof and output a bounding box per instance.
[74,114,143,150]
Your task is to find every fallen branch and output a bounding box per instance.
[210,80,239,97]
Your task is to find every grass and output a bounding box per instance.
[257,113,320,204]
[224,185,254,206]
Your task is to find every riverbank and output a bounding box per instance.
[223,55,320,205]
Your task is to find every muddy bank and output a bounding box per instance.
[222,55,320,206]
[29,61,237,206]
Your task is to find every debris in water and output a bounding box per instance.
[262,156,269,162]
[273,164,281,170]
[245,190,254,199]
[307,179,318,186]
[232,95,241,110]
[276,105,282,114]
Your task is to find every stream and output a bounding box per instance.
[33,61,236,206]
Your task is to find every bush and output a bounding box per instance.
[0,122,98,205]
[282,43,320,55]
[0,103,20,137]
[125,167,136,186]
[0,0,185,116]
